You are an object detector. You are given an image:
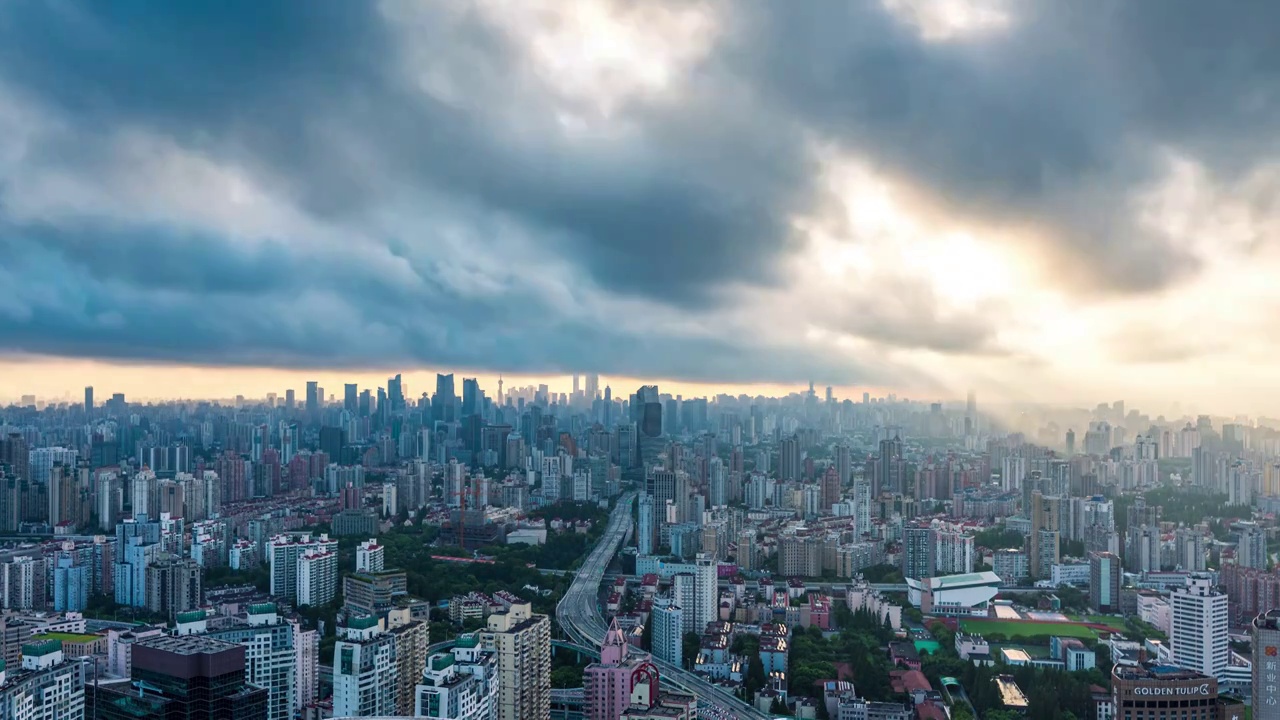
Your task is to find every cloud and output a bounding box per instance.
[3,0,1280,395]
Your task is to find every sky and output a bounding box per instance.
[1,1,1279,414]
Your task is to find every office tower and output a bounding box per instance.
[585,619,661,720]
[145,558,202,618]
[1065,428,1075,455]
[89,634,269,719]
[934,529,974,575]
[388,373,405,412]
[318,427,345,463]
[1171,575,1229,679]
[1089,551,1122,613]
[84,386,93,414]
[355,539,384,573]
[416,638,499,720]
[206,603,296,720]
[650,599,683,666]
[1238,522,1268,570]
[1254,610,1280,717]
[435,374,456,422]
[284,389,295,410]
[462,377,481,417]
[332,616,398,717]
[1174,528,1208,572]
[0,639,86,720]
[305,382,318,413]
[296,549,337,607]
[694,554,718,634]
[708,457,726,507]
[778,435,801,482]
[903,526,934,580]
[344,384,358,413]
[585,373,600,400]
[637,494,655,556]
[479,602,550,720]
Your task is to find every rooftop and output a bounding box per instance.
[138,635,240,655]
[995,676,1029,708]
[34,632,101,644]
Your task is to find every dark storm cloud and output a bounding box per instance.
[2,0,1280,380]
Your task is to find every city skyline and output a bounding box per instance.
[3,4,1280,414]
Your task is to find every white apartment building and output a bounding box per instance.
[297,549,337,607]
[1171,575,1229,680]
[356,538,385,573]
[416,636,499,720]
[268,532,338,603]
[333,616,398,718]
[650,599,684,667]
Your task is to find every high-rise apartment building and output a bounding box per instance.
[637,494,656,558]
[390,619,430,717]
[779,435,801,482]
[1126,525,1162,573]
[205,603,296,720]
[934,528,974,576]
[355,539,385,573]
[0,639,86,720]
[145,557,202,618]
[289,616,319,714]
[332,616,398,718]
[416,636,499,720]
[902,526,934,581]
[1238,522,1269,570]
[268,533,337,605]
[1171,575,1229,679]
[650,598,683,667]
[479,602,550,720]
[1174,528,1208,572]
[1089,551,1122,613]
[820,466,841,511]
[694,554,718,634]
[296,548,337,607]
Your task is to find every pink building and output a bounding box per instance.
[584,619,660,720]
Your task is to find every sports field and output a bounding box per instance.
[958,618,1098,639]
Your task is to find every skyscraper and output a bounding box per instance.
[1238,522,1268,569]
[305,382,318,413]
[344,384,358,413]
[694,554,718,634]
[479,602,550,720]
[388,374,404,413]
[435,374,456,423]
[821,465,841,511]
[390,619,430,717]
[1253,609,1280,718]
[779,435,801,482]
[84,386,93,414]
[1171,575,1229,679]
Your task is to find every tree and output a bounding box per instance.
[745,655,766,699]
[551,665,583,688]
[769,697,792,716]
[682,632,700,669]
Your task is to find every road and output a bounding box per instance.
[557,493,772,720]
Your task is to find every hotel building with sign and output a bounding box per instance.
[1112,664,1243,720]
